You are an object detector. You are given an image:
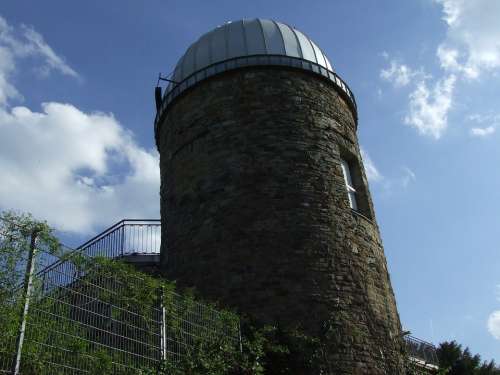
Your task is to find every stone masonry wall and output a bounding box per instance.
[157,67,405,374]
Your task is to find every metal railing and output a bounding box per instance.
[37,219,161,278]
[154,53,359,145]
[404,335,439,368]
[76,219,161,258]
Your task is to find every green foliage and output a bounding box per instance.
[437,340,500,375]
[151,322,283,375]
[11,210,500,375]
[0,210,59,300]
[156,317,338,375]
[259,326,325,374]
[0,210,62,373]
[0,210,245,374]
[1,211,341,375]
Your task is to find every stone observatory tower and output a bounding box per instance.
[155,19,404,373]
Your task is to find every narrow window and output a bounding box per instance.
[341,159,358,210]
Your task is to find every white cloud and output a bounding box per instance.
[0,103,160,233]
[0,15,79,80]
[21,26,79,79]
[360,148,382,183]
[404,74,456,139]
[436,45,459,71]
[487,286,500,341]
[379,56,456,139]
[468,113,499,138]
[435,0,500,79]
[437,0,462,26]
[359,149,417,194]
[359,148,419,193]
[468,113,500,125]
[468,114,489,123]
[380,60,420,88]
[0,45,21,105]
[488,311,500,340]
[381,1,500,139]
[400,167,416,188]
[0,16,159,234]
[470,126,495,137]
[382,167,417,194]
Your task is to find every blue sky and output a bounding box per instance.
[1,0,499,363]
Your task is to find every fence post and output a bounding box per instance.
[238,320,243,354]
[161,288,167,361]
[157,286,168,373]
[12,227,40,375]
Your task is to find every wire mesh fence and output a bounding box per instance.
[0,217,240,374]
[1,215,441,374]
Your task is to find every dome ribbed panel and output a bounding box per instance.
[310,40,326,67]
[172,56,184,87]
[276,22,301,58]
[211,25,227,64]
[195,30,212,71]
[324,53,333,71]
[259,19,285,54]
[181,44,197,78]
[294,29,316,63]
[168,18,336,85]
[226,20,246,59]
[244,19,266,55]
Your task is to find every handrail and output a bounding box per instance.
[404,335,439,366]
[36,219,161,277]
[154,53,359,146]
[78,219,160,252]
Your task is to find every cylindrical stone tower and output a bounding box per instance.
[155,19,404,373]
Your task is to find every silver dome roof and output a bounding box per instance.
[155,19,357,129]
[170,19,333,85]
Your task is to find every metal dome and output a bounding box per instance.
[155,18,356,126]
[171,19,333,84]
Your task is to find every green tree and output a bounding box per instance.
[0,210,62,374]
[437,340,500,375]
[1,210,247,374]
[0,210,59,296]
[0,210,60,329]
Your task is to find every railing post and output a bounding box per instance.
[12,228,40,375]
[121,224,125,257]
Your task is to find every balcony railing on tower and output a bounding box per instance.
[38,219,161,277]
[404,335,439,372]
[77,219,161,258]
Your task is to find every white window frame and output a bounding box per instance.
[340,159,358,210]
